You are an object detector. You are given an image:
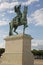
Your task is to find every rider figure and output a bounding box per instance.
[14,5,22,23]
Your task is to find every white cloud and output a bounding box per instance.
[32,39,43,49]
[0,20,8,26]
[0,37,5,48]
[0,31,8,48]
[0,12,6,17]
[32,39,43,45]
[32,40,38,47]
[1,13,6,16]
[31,8,43,25]
[27,8,43,26]
[7,10,14,13]
[0,0,1,2]
[12,0,18,2]
[22,0,39,5]
[0,0,39,10]
[0,42,5,48]
[0,2,19,10]
[2,0,17,2]
[27,16,32,24]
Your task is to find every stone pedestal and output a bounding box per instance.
[1,34,34,65]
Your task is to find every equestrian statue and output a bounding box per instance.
[9,5,28,36]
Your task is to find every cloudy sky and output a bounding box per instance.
[0,0,43,50]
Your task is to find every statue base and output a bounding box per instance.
[1,34,34,65]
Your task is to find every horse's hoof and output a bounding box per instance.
[9,33,13,36]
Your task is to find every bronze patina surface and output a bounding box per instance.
[9,5,28,35]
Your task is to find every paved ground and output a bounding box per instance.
[34,64,43,65]
[34,59,43,65]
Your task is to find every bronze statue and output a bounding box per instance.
[9,5,28,36]
[14,5,22,23]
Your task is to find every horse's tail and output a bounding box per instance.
[9,22,10,24]
[9,22,13,35]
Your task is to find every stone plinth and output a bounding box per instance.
[1,34,34,65]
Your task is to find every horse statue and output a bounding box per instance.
[9,5,28,36]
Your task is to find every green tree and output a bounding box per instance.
[0,48,5,57]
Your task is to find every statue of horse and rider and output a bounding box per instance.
[9,5,28,36]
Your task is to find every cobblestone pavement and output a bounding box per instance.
[34,59,43,65]
[34,63,43,65]
[34,64,43,65]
